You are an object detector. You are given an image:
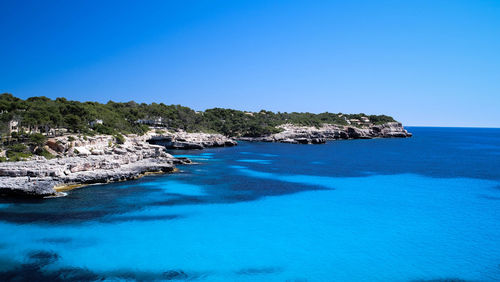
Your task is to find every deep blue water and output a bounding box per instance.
[0,127,499,281]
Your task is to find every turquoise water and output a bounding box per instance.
[0,127,499,281]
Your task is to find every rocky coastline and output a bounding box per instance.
[0,134,191,197]
[147,131,237,150]
[0,123,410,197]
[0,131,240,197]
[238,122,412,144]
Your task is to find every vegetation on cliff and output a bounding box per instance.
[0,93,396,138]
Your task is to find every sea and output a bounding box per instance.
[0,127,499,281]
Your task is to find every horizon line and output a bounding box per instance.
[406,125,500,129]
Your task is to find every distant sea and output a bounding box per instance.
[0,127,499,281]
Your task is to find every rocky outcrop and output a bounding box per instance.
[0,135,191,197]
[0,130,237,197]
[370,122,413,138]
[147,131,237,150]
[239,122,412,144]
[0,122,410,197]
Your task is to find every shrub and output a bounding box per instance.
[114,134,125,144]
[8,143,28,153]
[94,124,115,135]
[29,133,46,147]
[6,144,31,161]
[36,148,55,159]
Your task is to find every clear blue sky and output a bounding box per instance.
[1,0,499,127]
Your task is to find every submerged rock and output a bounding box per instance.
[28,250,60,266]
[162,270,189,280]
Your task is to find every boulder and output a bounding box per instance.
[281,139,298,144]
[74,147,91,156]
[113,148,128,155]
[224,140,237,146]
[171,142,204,150]
[295,138,311,144]
[46,140,65,153]
[91,149,104,155]
[311,138,326,144]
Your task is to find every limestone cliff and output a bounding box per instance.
[238,122,412,144]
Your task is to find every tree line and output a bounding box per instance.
[0,93,396,138]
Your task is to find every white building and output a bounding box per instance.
[89,119,104,127]
[8,119,19,133]
[360,117,370,123]
[136,117,164,126]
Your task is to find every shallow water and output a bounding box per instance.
[0,127,499,281]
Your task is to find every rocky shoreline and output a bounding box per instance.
[0,123,410,197]
[0,131,239,197]
[147,131,237,150]
[0,135,191,197]
[238,122,412,144]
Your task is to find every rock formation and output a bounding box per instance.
[146,131,237,149]
[0,123,411,197]
[238,122,412,144]
[0,135,190,197]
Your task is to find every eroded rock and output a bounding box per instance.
[0,135,191,197]
[147,131,237,150]
[239,122,411,144]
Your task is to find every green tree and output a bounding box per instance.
[29,133,46,147]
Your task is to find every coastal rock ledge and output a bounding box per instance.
[0,139,190,197]
[147,132,237,150]
[238,122,412,144]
